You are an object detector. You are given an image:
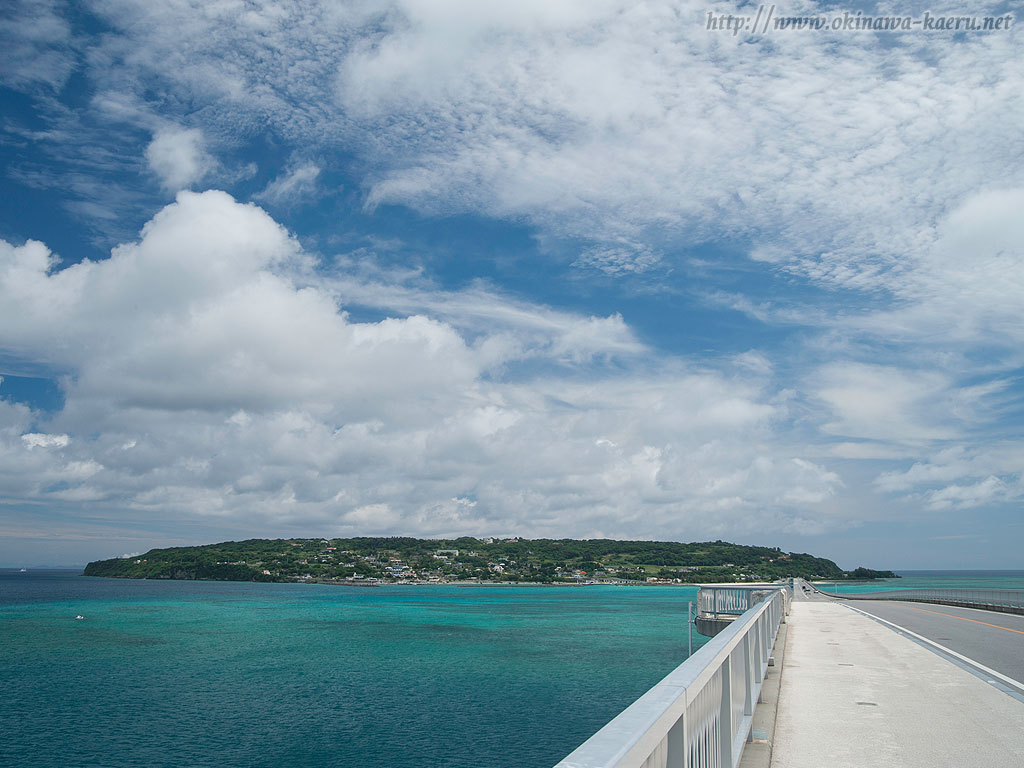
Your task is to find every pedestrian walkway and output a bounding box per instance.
[772,601,1024,768]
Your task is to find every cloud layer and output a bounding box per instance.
[1,1,1022,565]
[69,1,1022,276]
[0,192,847,541]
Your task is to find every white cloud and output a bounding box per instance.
[334,0,1024,280]
[57,0,1018,284]
[344,503,400,529]
[0,0,75,90]
[255,163,322,206]
[808,362,956,443]
[573,243,662,276]
[64,460,104,479]
[145,127,212,192]
[875,447,976,494]
[925,476,1010,511]
[872,444,1024,514]
[21,433,70,450]
[320,267,647,365]
[0,191,846,537]
[795,188,1024,497]
[851,187,1024,348]
[5,0,1024,552]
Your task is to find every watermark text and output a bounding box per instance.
[706,6,1015,35]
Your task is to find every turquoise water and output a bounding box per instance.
[8,570,1020,766]
[0,572,705,768]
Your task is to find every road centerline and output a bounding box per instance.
[902,604,1024,636]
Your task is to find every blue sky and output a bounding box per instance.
[1,0,1022,568]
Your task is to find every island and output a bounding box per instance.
[84,537,897,585]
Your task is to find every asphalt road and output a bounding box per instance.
[793,579,1024,687]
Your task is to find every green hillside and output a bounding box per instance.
[84,537,896,584]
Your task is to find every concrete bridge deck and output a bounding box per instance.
[770,586,1024,768]
[836,600,1024,686]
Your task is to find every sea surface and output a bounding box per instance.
[0,571,704,768]
[4,570,1021,768]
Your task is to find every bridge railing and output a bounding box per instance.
[810,584,1024,614]
[555,589,787,768]
[697,585,779,617]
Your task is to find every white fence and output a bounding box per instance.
[555,589,788,768]
[697,586,776,617]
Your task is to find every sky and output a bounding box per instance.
[1,0,1022,569]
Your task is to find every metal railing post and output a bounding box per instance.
[719,656,733,768]
[743,633,753,719]
[745,630,753,745]
[753,619,763,684]
[667,714,686,768]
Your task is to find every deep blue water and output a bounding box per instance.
[0,572,705,768]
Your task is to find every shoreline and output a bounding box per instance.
[78,573,900,588]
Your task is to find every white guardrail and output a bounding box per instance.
[809,584,1024,612]
[697,586,777,617]
[555,589,789,768]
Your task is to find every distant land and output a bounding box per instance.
[84,537,897,585]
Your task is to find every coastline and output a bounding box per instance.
[82,575,789,588]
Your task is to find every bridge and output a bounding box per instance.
[692,583,782,638]
[555,580,1024,768]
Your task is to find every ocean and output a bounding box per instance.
[1,571,703,768]
[4,570,1021,768]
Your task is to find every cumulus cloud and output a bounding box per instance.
[17,1,1024,358]
[145,127,212,192]
[0,191,843,537]
[5,0,1023,558]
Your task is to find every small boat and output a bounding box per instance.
[19,568,27,572]
[75,615,85,620]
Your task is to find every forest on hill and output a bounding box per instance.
[84,537,896,584]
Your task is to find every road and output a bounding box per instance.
[793,579,1024,689]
